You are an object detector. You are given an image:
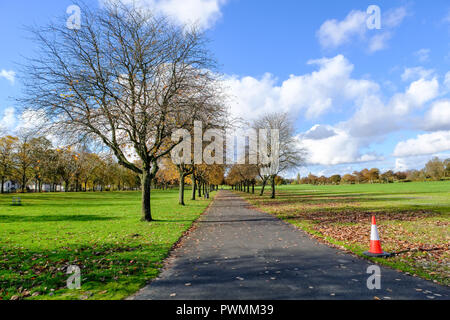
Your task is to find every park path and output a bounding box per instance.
[130,191,449,300]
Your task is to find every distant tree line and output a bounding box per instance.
[0,134,226,195]
[295,157,450,185]
[0,135,141,193]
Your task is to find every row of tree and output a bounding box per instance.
[0,134,227,206]
[0,135,140,193]
[15,1,304,220]
[19,1,229,221]
[225,113,305,199]
[296,157,450,185]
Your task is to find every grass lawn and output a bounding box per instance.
[237,182,450,286]
[0,189,214,300]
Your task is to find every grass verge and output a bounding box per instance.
[0,190,214,300]
[237,182,449,286]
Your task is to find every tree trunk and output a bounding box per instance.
[1,176,4,194]
[141,170,152,222]
[191,178,196,200]
[260,180,266,196]
[271,176,276,199]
[252,183,255,194]
[22,173,26,193]
[198,181,202,198]
[179,173,186,206]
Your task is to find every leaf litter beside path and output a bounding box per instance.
[239,189,450,286]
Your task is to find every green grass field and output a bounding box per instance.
[238,182,450,286]
[0,190,214,300]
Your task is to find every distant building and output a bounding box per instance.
[2,181,19,193]
[2,181,65,193]
[28,184,64,192]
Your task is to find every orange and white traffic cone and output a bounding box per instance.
[363,216,391,258]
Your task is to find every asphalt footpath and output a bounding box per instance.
[130,191,449,300]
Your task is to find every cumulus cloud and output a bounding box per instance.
[224,53,444,165]
[383,6,408,28]
[390,77,439,115]
[300,126,381,166]
[423,99,450,131]
[368,32,391,52]
[394,158,409,171]
[15,109,48,134]
[343,76,439,138]
[101,0,227,30]
[444,71,450,91]
[302,125,337,140]
[317,10,367,49]
[393,131,450,157]
[225,55,379,121]
[401,67,435,82]
[0,70,16,85]
[0,107,16,132]
[367,7,407,52]
[317,7,407,52]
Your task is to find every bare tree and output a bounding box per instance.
[20,1,222,221]
[253,112,306,199]
[172,88,228,205]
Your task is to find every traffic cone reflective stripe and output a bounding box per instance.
[369,216,383,254]
[364,216,391,257]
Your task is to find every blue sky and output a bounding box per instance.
[1,0,449,177]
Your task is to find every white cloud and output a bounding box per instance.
[0,107,16,132]
[423,99,450,131]
[344,76,439,137]
[401,67,434,82]
[300,126,381,166]
[444,71,450,91]
[393,131,450,157]
[15,109,48,133]
[390,77,439,115]
[384,6,408,28]
[302,125,337,140]
[394,156,429,171]
[0,70,16,85]
[317,10,367,48]
[225,53,443,166]
[394,158,408,171]
[225,55,379,121]
[368,32,391,52]
[102,0,227,30]
[317,7,407,52]
[414,48,431,62]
